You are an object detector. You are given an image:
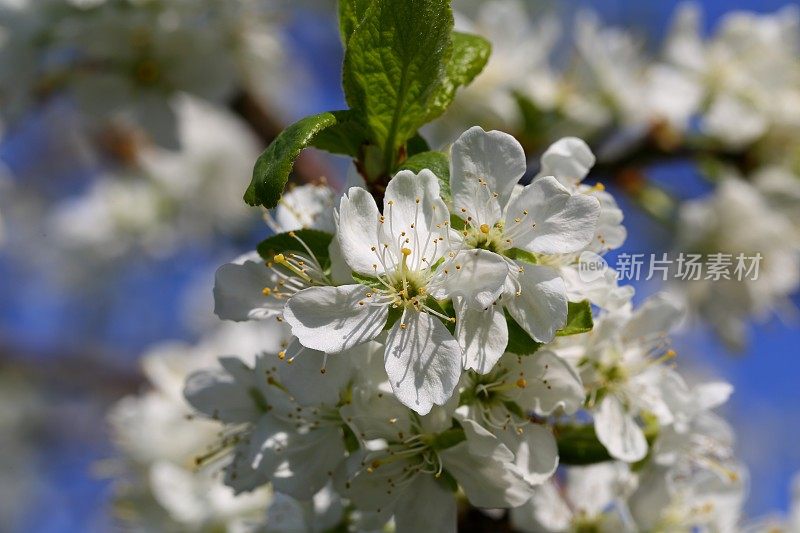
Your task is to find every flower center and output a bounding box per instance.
[462,222,510,254]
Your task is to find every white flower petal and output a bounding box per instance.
[246,414,290,472]
[148,462,206,524]
[594,395,648,462]
[382,169,450,269]
[339,389,413,442]
[694,381,734,411]
[384,310,463,415]
[566,463,626,516]
[505,264,567,342]
[536,137,596,187]
[277,339,354,407]
[183,368,258,424]
[214,252,282,321]
[336,451,410,511]
[393,475,457,533]
[440,418,532,508]
[504,176,600,255]
[284,284,388,354]
[450,126,526,225]
[327,236,355,285]
[337,187,384,275]
[510,482,572,532]
[271,426,346,500]
[513,350,584,415]
[622,292,684,342]
[431,249,509,308]
[274,183,336,233]
[454,298,507,374]
[514,424,559,486]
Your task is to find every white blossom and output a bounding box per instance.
[671,177,800,348]
[285,169,509,414]
[446,127,600,371]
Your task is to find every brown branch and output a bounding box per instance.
[0,341,146,399]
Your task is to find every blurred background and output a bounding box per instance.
[0,0,799,530]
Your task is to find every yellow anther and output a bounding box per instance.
[261,287,272,296]
[594,182,605,191]
[516,378,527,388]
[288,231,296,237]
[274,253,286,263]
[401,247,412,257]
[479,223,490,234]
[278,350,286,360]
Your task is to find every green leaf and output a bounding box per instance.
[506,248,538,265]
[556,416,659,466]
[343,0,453,174]
[436,469,459,493]
[557,300,594,337]
[351,272,385,291]
[503,400,526,419]
[396,150,451,203]
[513,92,563,150]
[449,213,465,230]
[504,301,593,354]
[256,229,334,266]
[338,0,372,45]
[244,111,346,208]
[426,31,491,121]
[383,305,403,331]
[555,424,612,465]
[406,132,431,157]
[310,111,369,157]
[342,424,361,454]
[504,310,544,355]
[430,427,466,451]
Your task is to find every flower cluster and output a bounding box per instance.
[0,0,286,148]
[0,0,292,271]
[47,95,263,259]
[172,127,747,531]
[438,1,800,348]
